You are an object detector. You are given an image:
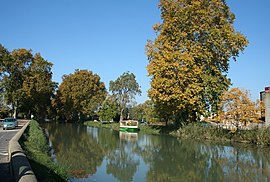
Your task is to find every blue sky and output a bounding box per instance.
[0,0,269,103]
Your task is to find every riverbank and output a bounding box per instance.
[171,122,270,146]
[84,121,161,135]
[84,121,270,147]
[20,120,69,181]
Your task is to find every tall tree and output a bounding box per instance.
[109,72,141,121]
[55,69,106,121]
[0,44,11,79]
[146,0,248,123]
[21,53,57,119]
[1,45,57,119]
[0,44,11,111]
[1,48,33,118]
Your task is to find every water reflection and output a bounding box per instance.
[43,123,270,182]
[119,131,138,142]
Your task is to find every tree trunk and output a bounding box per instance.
[13,107,17,118]
[120,108,124,122]
[13,101,17,118]
[27,110,31,119]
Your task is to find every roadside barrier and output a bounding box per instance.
[9,121,38,182]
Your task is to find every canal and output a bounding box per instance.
[43,123,270,182]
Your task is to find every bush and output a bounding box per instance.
[233,127,270,146]
[172,122,270,146]
[172,122,231,142]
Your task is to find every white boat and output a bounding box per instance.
[119,120,140,132]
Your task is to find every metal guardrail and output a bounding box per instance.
[9,121,38,182]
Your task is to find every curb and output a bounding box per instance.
[9,121,38,182]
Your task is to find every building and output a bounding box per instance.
[260,87,270,127]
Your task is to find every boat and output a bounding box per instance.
[119,120,140,132]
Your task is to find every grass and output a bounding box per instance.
[84,121,119,130]
[20,120,69,182]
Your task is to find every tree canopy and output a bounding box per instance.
[0,44,56,119]
[54,69,106,121]
[146,0,248,124]
[98,95,118,122]
[219,88,261,125]
[109,72,141,121]
[21,53,57,119]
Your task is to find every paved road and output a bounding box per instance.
[0,120,27,182]
[0,129,18,161]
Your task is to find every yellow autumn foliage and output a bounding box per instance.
[219,88,262,125]
[146,0,248,123]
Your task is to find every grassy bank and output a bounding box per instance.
[20,120,69,182]
[171,122,270,146]
[85,121,270,146]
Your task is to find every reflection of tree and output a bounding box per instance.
[135,134,270,182]
[44,123,105,179]
[204,144,270,181]
[106,140,140,182]
[96,127,120,152]
[44,123,270,181]
[87,127,140,181]
[142,137,214,182]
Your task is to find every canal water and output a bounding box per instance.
[43,123,270,182]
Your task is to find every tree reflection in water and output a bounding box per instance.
[44,123,105,179]
[106,140,140,181]
[44,123,270,182]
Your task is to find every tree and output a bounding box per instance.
[0,44,11,117]
[55,69,106,121]
[1,47,33,118]
[1,44,56,119]
[218,88,261,126]
[0,44,11,79]
[144,100,169,124]
[129,100,160,124]
[20,53,57,119]
[98,95,118,122]
[146,0,248,124]
[0,91,10,118]
[109,72,141,121]
[130,103,145,121]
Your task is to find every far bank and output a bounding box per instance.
[84,121,270,147]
